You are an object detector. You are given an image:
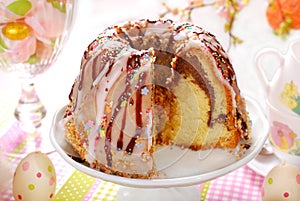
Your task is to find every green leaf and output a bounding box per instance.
[26,54,39,64]
[47,0,66,13]
[224,23,230,32]
[274,19,292,39]
[292,97,300,116]
[0,35,8,50]
[6,0,32,16]
[0,47,5,54]
[232,35,243,45]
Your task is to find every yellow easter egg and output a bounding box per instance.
[2,22,31,40]
[13,152,56,201]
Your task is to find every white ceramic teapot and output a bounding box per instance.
[256,39,300,165]
[256,39,300,115]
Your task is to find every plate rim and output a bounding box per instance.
[247,153,281,176]
[50,95,269,188]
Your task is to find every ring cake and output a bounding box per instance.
[63,19,251,178]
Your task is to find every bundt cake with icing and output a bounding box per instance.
[63,19,251,178]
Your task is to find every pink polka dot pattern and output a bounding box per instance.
[36,172,42,178]
[22,161,30,171]
[283,192,289,198]
[297,174,300,185]
[49,176,55,186]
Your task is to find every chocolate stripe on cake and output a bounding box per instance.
[104,52,149,165]
[125,72,147,155]
[117,103,127,151]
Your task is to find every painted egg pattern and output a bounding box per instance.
[262,162,300,201]
[13,152,56,201]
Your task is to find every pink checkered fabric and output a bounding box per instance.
[206,166,264,201]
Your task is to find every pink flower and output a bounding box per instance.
[0,0,67,63]
[26,0,68,38]
[215,0,246,20]
[2,31,36,63]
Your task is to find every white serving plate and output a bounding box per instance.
[50,96,269,188]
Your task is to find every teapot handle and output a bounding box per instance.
[255,48,284,93]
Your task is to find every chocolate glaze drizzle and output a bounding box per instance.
[117,103,127,151]
[104,53,148,166]
[125,72,146,155]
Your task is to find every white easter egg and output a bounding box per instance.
[13,152,56,201]
[262,161,300,201]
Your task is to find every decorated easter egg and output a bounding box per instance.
[0,23,36,63]
[13,152,56,201]
[262,161,300,201]
[2,22,31,40]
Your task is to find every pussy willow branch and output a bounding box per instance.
[226,0,240,51]
[160,0,244,51]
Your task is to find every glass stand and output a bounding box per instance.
[14,81,46,132]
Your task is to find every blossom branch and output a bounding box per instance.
[159,0,247,51]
